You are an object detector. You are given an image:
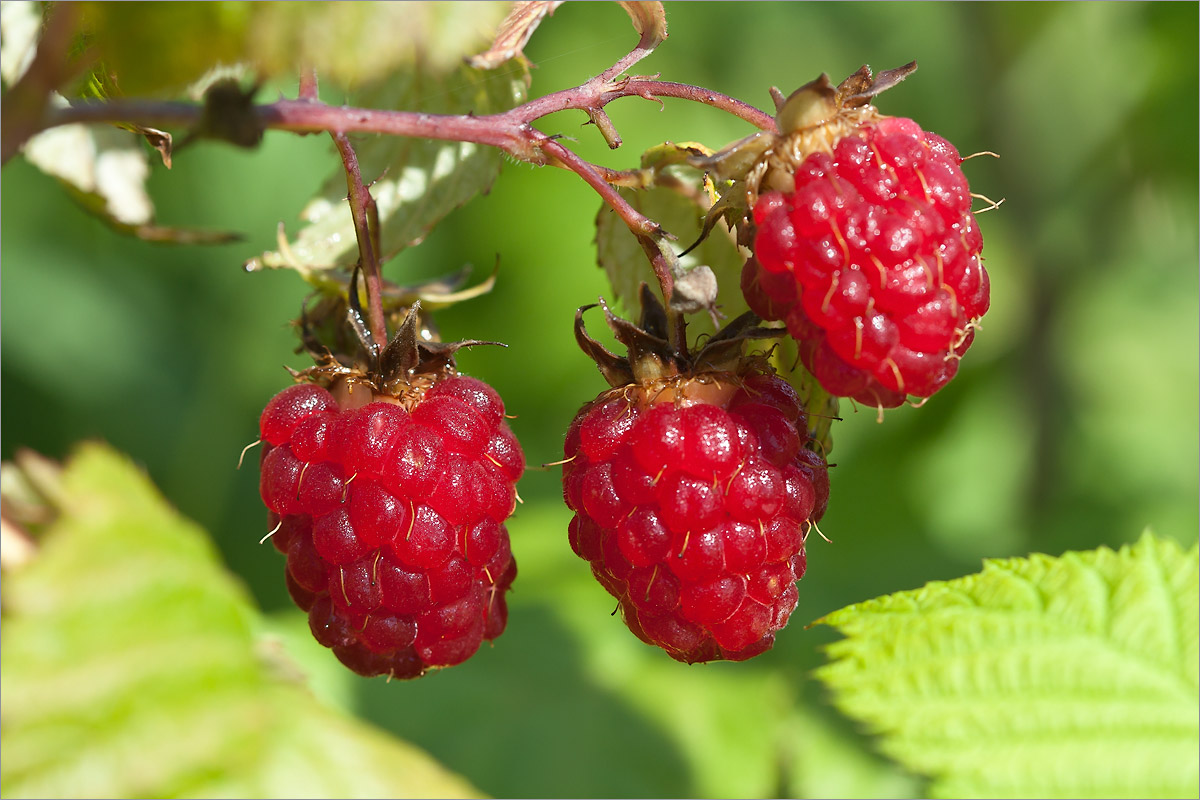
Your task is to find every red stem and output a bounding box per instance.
[17,60,776,283]
[331,133,388,353]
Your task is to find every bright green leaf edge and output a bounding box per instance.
[0,442,480,799]
[813,532,1200,800]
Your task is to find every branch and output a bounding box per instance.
[21,52,777,261]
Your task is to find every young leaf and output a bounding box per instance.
[814,533,1200,799]
[468,0,564,70]
[617,1,668,47]
[0,443,479,799]
[248,61,526,277]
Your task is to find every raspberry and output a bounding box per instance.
[258,307,523,680]
[564,293,828,663]
[707,64,990,408]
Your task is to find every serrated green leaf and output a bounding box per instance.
[249,61,526,277]
[0,443,479,799]
[815,533,1200,799]
[594,181,748,331]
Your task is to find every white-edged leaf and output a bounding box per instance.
[0,443,478,799]
[0,0,40,86]
[248,61,526,276]
[815,532,1200,799]
[23,100,153,226]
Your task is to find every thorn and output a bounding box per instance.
[237,439,262,470]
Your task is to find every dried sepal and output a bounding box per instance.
[574,303,635,388]
[575,285,786,389]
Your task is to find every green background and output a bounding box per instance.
[2,2,1197,797]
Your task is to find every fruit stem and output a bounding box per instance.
[633,233,679,336]
[331,131,388,354]
[539,135,661,238]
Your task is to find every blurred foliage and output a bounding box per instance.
[0,444,479,799]
[74,1,510,96]
[2,2,1197,798]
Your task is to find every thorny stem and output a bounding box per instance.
[11,38,778,324]
[23,80,775,241]
[331,132,388,353]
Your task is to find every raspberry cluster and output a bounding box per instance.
[744,114,989,408]
[563,299,829,663]
[258,377,522,679]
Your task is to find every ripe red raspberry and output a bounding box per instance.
[564,292,829,663]
[258,308,522,680]
[716,63,990,408]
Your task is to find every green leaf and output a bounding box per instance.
[249,2,510,88]
[814,533,1200,799]
[247,61,526,277]
[0,443,479,799]
[594,178,748,332]
[74,3,511,97]
[75,1,254,98]
[2,3,236,243]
